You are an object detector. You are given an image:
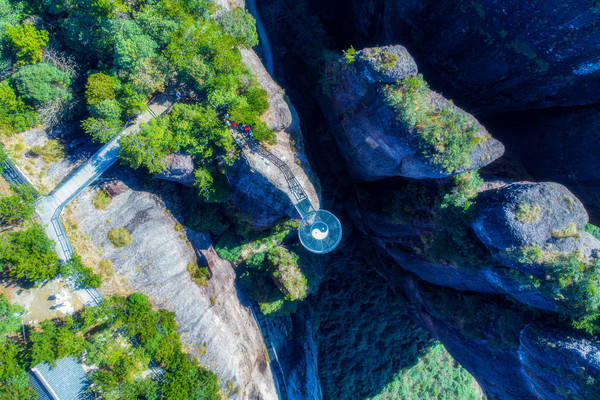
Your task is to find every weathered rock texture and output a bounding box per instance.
[71,171,279,400]
[154,152,195,187]
[473,182,600,270]
[311,0,600,112]
[321,45,504,180]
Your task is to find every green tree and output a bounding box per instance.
[0,224,60,282]
[0,294,25,339]
[81,117,121,143]
[218,7,259,48]
[85,72,121,106]
[0,81,37,134]
[119,117,175,173]
[5,23,49,65]
[10,63,72,106]
[0,192,35,226]
[0,343,36,400]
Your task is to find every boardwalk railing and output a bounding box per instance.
[232,128,315,218]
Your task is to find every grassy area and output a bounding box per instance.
[367,343,484,400]
[30,139,65,162]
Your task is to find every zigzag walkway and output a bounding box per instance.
[231,126,316,218]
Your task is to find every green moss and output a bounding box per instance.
[93,189,112,210]
[383,74,480,173]
[515,202,541,224]
[108,227,132,247]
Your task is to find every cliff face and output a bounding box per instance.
[316,43,600,399]
[311,0,600,113]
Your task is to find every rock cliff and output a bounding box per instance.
[321,45,504,180]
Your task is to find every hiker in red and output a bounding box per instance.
[244,125,250,131]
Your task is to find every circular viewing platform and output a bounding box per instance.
[298,210,342,254]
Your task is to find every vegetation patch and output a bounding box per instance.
[367,343,484,400]
[108,227,132,248]
[507,245,600,334]
[428,171,495,267]
[93,188,112,210]
[1,293,221,400]
[30,139,65,163]
[551,223,580,239]
[383,74,481,173]
[515,202,541,223]
[187,262,209,287]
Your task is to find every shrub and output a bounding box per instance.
[383,74,480,173]
[187,262,209,286]
[584,223,600,241]
[0,80,37,134]
[10,63,72,106]
[515,202,541,224]
[85,72,121,106]
[93,189,112,210]
[5,23,49,65]
[551,223,580,239]
[98,258,113,274]
[30,139,65,162]
[108,227,132,247]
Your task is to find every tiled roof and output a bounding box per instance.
[29,357,92,400]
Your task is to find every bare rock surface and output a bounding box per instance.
[71,172,278,400]
[238,47,321,211]
[154,152,195,186]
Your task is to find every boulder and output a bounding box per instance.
[322,45,504,180]
[472,182,600,271]
[154,152,195,186]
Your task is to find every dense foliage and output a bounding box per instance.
[0,293,220,400]
[367,343,484,400]
[383,74,482,173]
[0,223,61,282]
[0,0,272,204]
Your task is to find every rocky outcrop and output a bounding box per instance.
[321,45,504,180]
[227,157,296,227]
[473,182,600,269]
[70,170,279,400]
[401,275,600,400]
[310,0,600,112]
[519,325,600,400]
